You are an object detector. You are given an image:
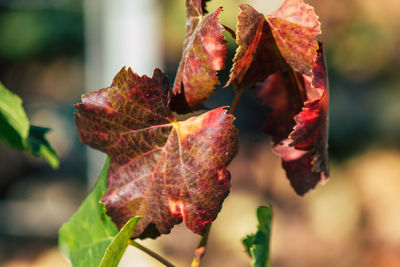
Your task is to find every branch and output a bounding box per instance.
[222,24,236,39]
[130,239,175,267]
[229,89,244,115]
[191,223,212,267]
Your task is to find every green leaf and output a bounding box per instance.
[59,158,119,267]
[0,82,29,149]
[242,234,256,256]
[242,206,273,267]
[0,82,59,168]
[27,126,59,169]
[99,217,140,267]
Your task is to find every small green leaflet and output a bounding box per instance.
[27,126,59,168]
[242,206,273,267]
[59,158,140,267]
[0,82,59,168]
[0,83,28,148]
[99,217,140,267]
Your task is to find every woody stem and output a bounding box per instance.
[229,88,244,115]
[130,240,175,267]
[191,223,212,267]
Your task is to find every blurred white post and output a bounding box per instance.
[84,1,163,265]
[84,0,163,188]
[84,0,162,267]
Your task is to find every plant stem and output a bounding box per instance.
[130,240,175,267]
[292,69,305,94]
[191,223,212,267]
[222,24,236,39]
[229,89,244,115]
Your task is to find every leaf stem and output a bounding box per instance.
[229,89,244,115]
[130,240,175,267]
[191,223,212,267]
[291,69,305,94]
[222,24,236,39]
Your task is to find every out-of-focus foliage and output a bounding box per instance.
[242,206,273,267]
[311,0,400,79]
[309,0,400,159]
[0,8,82,61]
[0,83,59,168]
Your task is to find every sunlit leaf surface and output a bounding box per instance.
[228,0,320,90]
[170,0,227,112]
[75,67,239,238]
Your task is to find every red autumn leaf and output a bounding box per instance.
[289,45,329,178]
[255,71,304,144]
[170,0,227,113]
[228,0,320,90]
[75,67,239,238]
[255,45,329,195]
[266,0,321,75]
[186,0,210,17]
[227,4,285,91]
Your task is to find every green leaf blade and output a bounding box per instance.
[0,114,25,150]
[242,206,273,267]
[27,126,59,168]
[0,83,59,168]
[99,217,140,267]
[242,234,256,257]
[59,158,119,267]
[0,82,29,148]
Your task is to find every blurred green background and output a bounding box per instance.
[0,0,400,266]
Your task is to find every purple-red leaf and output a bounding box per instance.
[170,1,227,113]
[186,0,210,17]
[256,46,329,195]
[228,0,321,90]
[266,0,321,75]
[289,46,329,178]
[227,4,284,91]
[255,71,304,143]
[75,67,239,238]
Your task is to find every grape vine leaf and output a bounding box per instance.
[170,0,227,113]
[267,0,321,75]
[59,158,140,267]
[227,0,320,90]
[255,71,304,144]
[74,67,239,239]
[0,82,59,168]
[256,45,329,195]
[242,206,273,267]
